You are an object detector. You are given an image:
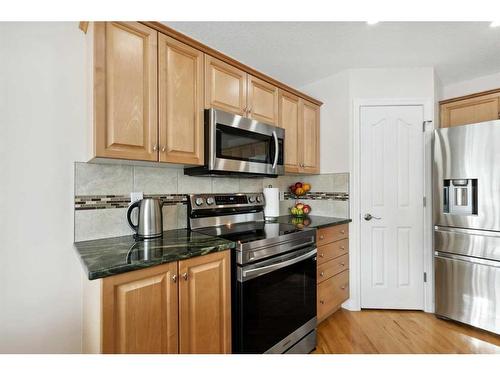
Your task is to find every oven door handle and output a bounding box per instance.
[272,130,279,169]
[242,248,317,281]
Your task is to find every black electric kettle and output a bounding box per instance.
[127,198,163,239]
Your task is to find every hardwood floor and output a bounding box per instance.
[314,309,500,354]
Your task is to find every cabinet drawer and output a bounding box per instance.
[317,238,348,265]
[317,270,349,322]
[317,224,348,246]
[317,254,349,283]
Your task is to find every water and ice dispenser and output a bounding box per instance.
[443,179,478,215]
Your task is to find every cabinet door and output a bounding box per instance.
[300,100,320,174]
[279,90,301,173]
[102,262,178,354]
[159,34,204,165]
[248,75,279,124]
[179,250,231,354]
[94,22,158,161]
[441,93,500,127]
[205,55,247,116]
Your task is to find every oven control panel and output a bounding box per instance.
[190,193,265,209]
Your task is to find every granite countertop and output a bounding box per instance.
[273,215,352,229]
[74,229,236,280]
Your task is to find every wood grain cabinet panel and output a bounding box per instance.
[317,239,349,265]
[205,55,247,116]
[300,100,320,174]
[317,254,349,283]
[317,224,348,247]
[248,75,279,125]
[94,22,158,161]
[102,262,178,354]
[179,250,231,354]
[279,90,300,173]
[159,34,204,165]
[317,270,350,322]
[440,92,500,127]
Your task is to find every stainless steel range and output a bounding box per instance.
[188,193,317,354]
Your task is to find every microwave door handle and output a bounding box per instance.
[272,130,279,169]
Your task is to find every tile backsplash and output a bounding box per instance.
[74,162,349,241]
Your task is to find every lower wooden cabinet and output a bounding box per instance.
[85,250,231,354]
[316,224,350,322]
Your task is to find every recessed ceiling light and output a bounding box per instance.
[490,21,500,27]
[367,21,379,25]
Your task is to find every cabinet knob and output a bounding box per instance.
[319,235,324,240]
[182,272,188,281]
[161,145,166,152]
[172,274,177,283]
[320,253,324,258]
[340,246,345,250]
[320,300,325,305]
[340,263,345,267]
[341,285,346,290]
[153,144,158,151]
[340,230,345,234]
[320,272,324,277]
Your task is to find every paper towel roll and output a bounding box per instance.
[263,187,280,218]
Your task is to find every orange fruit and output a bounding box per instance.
[302,183,311,192]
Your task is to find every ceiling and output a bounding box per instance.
[163,22,500,88]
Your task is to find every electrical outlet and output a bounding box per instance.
[130,192,143,203]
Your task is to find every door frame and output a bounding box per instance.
[346,98,435,313]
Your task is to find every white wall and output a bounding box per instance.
[442,71,500,100]
[0,22,85,353]
[300,71,350,174]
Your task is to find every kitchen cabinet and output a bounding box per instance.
[159,34,204,165]
[247,75,279,125]
[179,251,231,354]
[93,250,231,354]
[440,90,500,128]
[278,91,320,174]
[316,224,349,322]
[94,22,158,161]
[102,261,178,354]
[205,56,279,125]
[205,55,248,116]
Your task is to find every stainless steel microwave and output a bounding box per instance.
[185,108,285,177]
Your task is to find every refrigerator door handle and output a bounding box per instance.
[435,251,500,268]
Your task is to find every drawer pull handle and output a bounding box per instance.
[319,235,324,240]
[320,272,324,276]
[320,300,325,304]
[320,253,324,258]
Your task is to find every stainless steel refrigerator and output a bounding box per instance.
[434,120,499,335]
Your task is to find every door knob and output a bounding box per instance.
[364,213,381,221]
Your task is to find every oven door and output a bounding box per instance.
[208,108,284,176]
[235,246,317,353]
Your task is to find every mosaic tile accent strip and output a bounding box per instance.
[283,192,349,201]
[75,194,188,210]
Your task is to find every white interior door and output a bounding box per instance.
[360,105,424,309]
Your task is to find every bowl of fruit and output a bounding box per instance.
[290,202,312,218]
[289,182,311,197]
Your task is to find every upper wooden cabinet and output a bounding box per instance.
[279,90,320,174]
[94,22,158,161]
[279,90,300,173]
[205,55,248,116]
[179,251,231,354]
[247,75,279,125]
[440,90,500,128]
[300,100,320,174]
[159,34,204,165]
[102,261,178,354]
